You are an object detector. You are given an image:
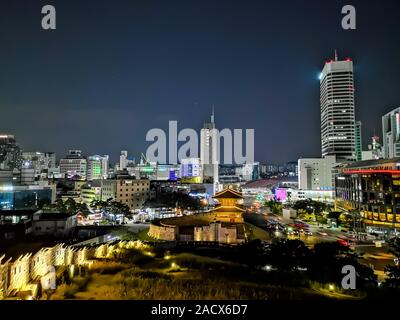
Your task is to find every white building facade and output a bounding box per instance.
[382,107,400,158]
[320,54,356,162]
[298,155,336,191]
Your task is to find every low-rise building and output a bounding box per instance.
[32,211,77,238]
[80,180,102,205]
[59,150,87,180]
[0,185,53,210]
[102,178,150,209]
[298,155,336,191]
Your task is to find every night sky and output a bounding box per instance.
[1,0,400,164]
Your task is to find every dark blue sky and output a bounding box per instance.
[1,0,400,164]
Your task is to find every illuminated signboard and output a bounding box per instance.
[274,188,287,202]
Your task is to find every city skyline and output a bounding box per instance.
[1,0,400,164]
[2,0,400,306]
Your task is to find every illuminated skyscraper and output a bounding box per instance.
[320,51,356,162]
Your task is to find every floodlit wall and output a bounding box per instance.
[148,223,176,240]
[194,222,239,244]
[0,255,10,299]
[0,240,149,299]
[9,254,31,292]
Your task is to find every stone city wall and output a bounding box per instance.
[0,240,149,299]
[148,222,176,241]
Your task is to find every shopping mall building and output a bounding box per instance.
[335,158,400,231]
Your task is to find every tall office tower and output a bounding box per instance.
[200,107,219,192]
[382,107,400,158]
[320,51,356,162]
[355,121,362,161]
[119,150,128,170]
[0,134,23,170]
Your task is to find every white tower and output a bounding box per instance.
[119,151,128,171]
[200,106,219,192]
[320,51,356,162]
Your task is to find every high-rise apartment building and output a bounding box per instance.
[320,52,356,162]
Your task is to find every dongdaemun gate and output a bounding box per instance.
[148,188,246,244]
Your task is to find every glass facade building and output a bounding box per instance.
[0,186,52,210]
[335,158,400,229]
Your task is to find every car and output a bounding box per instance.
[337,239,349,246]
[304,230,313,236]
[318,231,328,236]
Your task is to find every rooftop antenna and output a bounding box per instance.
[334,49,338,61]
[211,104,215,123]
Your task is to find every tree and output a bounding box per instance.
[308,242,376,287]
[65,197,78,213]
[266,239,311,271]
[265,200,283,214]
[384,238,400,288]
[144,191,200,210]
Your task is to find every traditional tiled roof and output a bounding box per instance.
[212,205,245,213]
[213,188,243,199]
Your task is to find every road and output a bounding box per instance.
[245,211,395,280]
[244,211,340,245]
